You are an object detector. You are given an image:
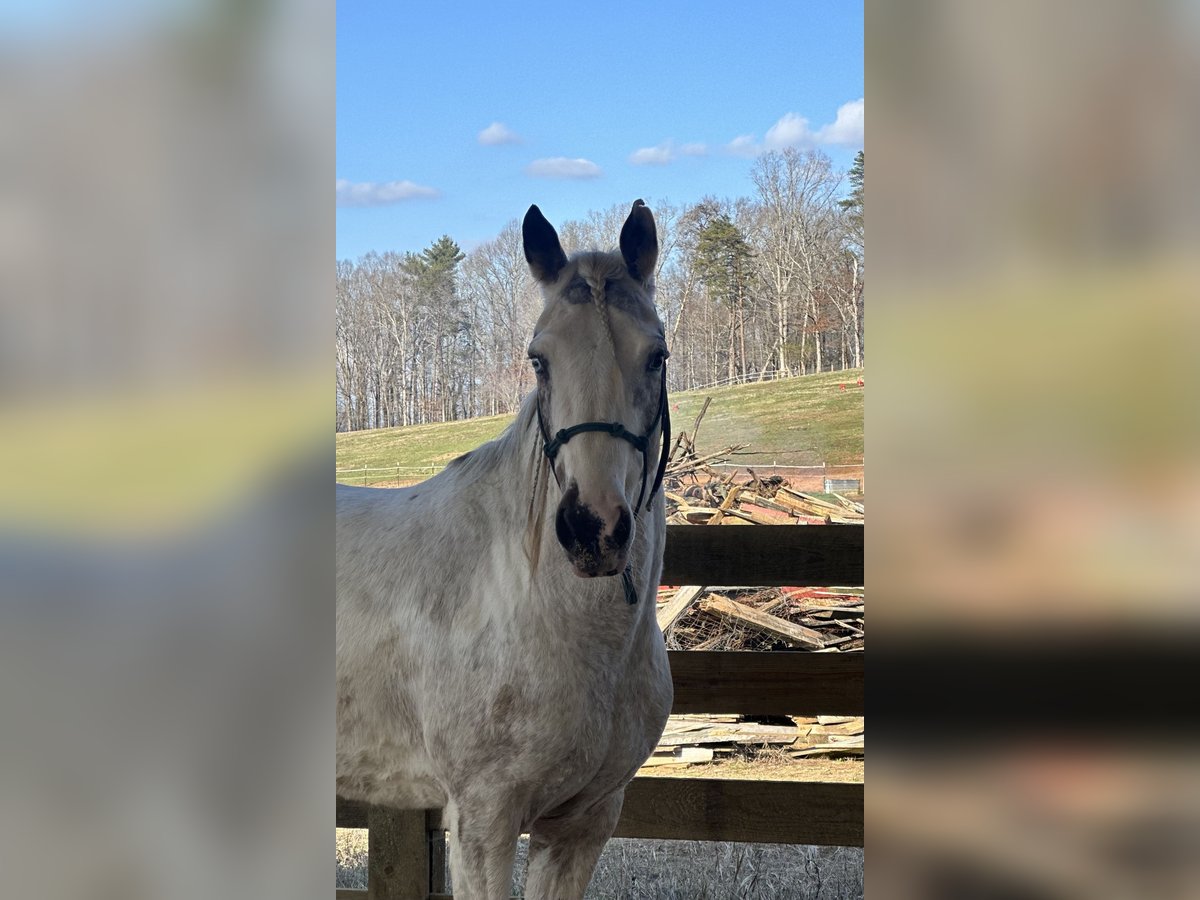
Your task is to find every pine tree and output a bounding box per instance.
[694,215,755,380]
[405,236,465,421]
[839,150,864,251]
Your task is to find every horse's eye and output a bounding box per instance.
[647,350,668,372]
[530,356,546,376]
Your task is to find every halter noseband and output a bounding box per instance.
[535,364,671,605]
[536,363,670,517]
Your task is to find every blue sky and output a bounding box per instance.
[337,1,863,261]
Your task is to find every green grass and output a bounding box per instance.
[667,369,864,467]
[336,412,514,476]
[336,369,863,480]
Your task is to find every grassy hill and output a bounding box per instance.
[336,368,863,482]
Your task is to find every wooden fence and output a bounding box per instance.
[336,464,446,486]
[336,524,864,899]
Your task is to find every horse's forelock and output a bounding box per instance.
[573,252,627,289]
[542,251,655,318]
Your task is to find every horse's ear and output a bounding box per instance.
[523,205,567,283]
[620,199,658,283]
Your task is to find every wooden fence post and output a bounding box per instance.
[367,806,428,900]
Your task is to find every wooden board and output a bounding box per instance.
[662,524,863,587]
[614,777,863,846]
[656,585,705,632]
[698,595,825,649]
[339,773,866,847]
[642,746,716,766]
[655,723,799,747]
[667,651,864,716]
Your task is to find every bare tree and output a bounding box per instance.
[751,149,845,374]
[460,219,540,416]
[335,164,864,431]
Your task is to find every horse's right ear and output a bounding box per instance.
[523,205,567,283]
[620,199,658,283]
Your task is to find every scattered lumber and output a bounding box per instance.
[656,722,800,747]
[772,488,863,524]
[789,716,864,757]
[698,595,825,650]
[831,492,865,515]
[791,741,864,758]
[657,586,705,632]
[639,396,866,771]
[655,583,864,653]
[642,747,715,767]
[638,713,864,771]
[665,471,862,527]
[706,484,743,525]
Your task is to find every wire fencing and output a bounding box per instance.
[335,464,446,486]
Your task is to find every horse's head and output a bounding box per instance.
[523,200,669,579]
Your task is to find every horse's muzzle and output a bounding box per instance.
[554,483,632,578]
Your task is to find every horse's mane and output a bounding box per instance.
[442,394,549,573]
[442,392,538,483]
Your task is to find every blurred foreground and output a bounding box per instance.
[0,2,331,899]
[868,1,1200,897]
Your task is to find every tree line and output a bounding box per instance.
[336,148,863,432]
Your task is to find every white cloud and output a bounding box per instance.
[765,112,816,150]
[629,142,675,165]
[815,98,864,146]
[525,157,602,179]
[478,121,521,146]
[724,100,864,158]
[725,134,759,157]
[629,140,708,165]
[335,179,439,207]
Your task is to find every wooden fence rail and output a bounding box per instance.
[662,523,862,586]
[337,523,864,898]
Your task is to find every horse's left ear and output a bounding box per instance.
[620,199,658,283]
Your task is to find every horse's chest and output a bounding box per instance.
[428,624,651,780]
[438,641,626,743]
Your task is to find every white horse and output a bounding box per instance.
[337,201,673,899]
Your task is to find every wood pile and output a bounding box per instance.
[666,480,863,526]
[656,586,864,653]
[662,397,863,526]
[643,715,865,767]
[647,397,865,766]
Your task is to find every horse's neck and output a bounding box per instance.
[462,400,539,517]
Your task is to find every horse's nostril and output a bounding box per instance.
[555,505,573,548]
[556,499,603,549]
[610,508,631,549]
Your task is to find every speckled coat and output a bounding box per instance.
[337,202,672,900]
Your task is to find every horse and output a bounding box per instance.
[337,200,673,900]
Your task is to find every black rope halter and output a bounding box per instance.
[535,363,671,603]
